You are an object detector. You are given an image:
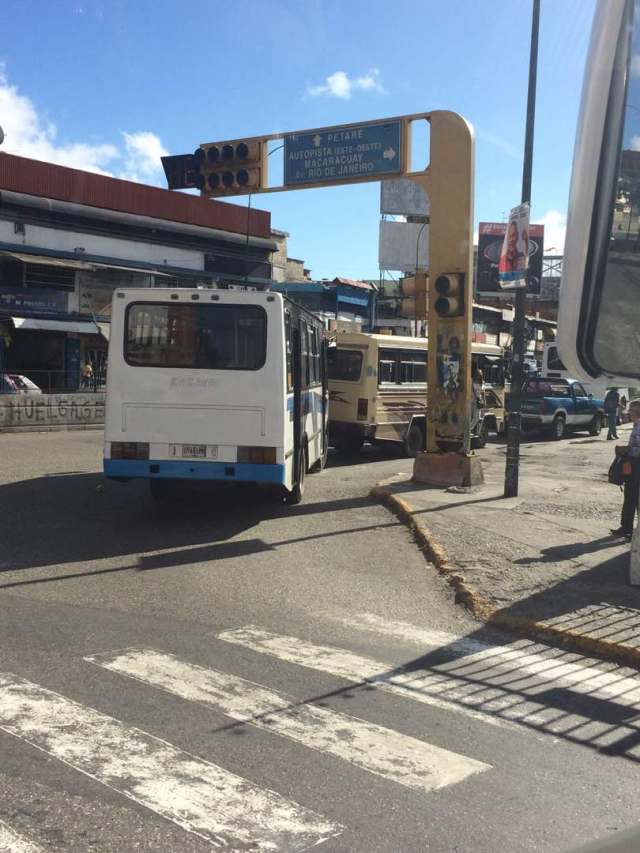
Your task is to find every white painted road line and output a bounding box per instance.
[86,648,489,794]
[336,613,640,707]
[0,822,43,853]
[217,626,514,730]
[0,673,341,853]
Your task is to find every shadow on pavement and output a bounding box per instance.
[0,472,378,574]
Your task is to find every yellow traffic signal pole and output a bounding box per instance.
[410,112,483,486]
[164,110,483,488]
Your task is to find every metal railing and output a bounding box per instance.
[1,369,107,395]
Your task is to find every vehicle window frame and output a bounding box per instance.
[378,347,427,386]
[124,301,268,371]
[327,348,363,382]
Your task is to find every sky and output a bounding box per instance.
[1,0,596,280]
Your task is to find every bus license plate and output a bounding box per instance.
[181,444,207,458]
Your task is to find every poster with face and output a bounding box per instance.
[499,203,530,288]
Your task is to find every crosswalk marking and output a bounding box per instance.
[219,625,640,754]
[0,822,42,853]
[0,673,341,853]
[336,613,640,707]
[86,648,489,793]
[217,625,514,729]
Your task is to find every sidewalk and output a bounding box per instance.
[373,424,640,666]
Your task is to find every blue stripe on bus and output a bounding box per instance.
[104,458,286,484]
[286,390,324,413]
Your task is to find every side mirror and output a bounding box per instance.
[588,392,593,399]
[559,1,640,383]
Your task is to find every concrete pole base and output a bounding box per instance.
[412,451,484,488]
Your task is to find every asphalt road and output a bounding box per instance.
[1,430,640,853]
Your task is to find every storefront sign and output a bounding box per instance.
[0,287,68,313]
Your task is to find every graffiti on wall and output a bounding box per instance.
[0,393,105,429]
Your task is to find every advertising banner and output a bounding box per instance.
[476,217,544,294]
[499,203,530,288]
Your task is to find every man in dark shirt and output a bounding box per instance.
[604,387,620,440]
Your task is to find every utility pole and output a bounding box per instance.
[504,0,540,498]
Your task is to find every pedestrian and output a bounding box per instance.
[619,393,628,426]
[604,386,620,440]
[471,367,485,434]
[611,400,640,541]
[81,360,93,390]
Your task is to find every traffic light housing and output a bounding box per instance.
[194,140,264,197]
[433,272,464,318]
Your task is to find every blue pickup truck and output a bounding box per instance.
[519,378,605,440]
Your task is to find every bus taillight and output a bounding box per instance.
[237,446,277,464]
[110,442,149,460]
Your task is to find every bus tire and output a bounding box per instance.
[310,436,328,472]
[285,445,307,504]
[404,422,425,458]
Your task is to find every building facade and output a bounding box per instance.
[0,152,275,391]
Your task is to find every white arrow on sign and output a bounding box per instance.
[313,134,322,148]
[383,147,397,160]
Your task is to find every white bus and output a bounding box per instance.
[104,287,327,503]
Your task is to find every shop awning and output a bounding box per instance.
[10,317,102,334]
[1,251,171,277]
[3,252,95,270]
[97,323,110,340]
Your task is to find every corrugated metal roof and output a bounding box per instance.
[0,152,271,238]
[332,276,375,290]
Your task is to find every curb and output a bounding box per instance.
[371,484,640,670]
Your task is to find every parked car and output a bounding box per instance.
[8,374,43,394]
[516,377,604,440]
[0,374,19,394]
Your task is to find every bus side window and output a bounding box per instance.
[301,321,310,388]
[378,349,398,384]
[399,350,427,383]
[309,327,318,385]
[285,312,293,391]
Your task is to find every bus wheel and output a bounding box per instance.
[310,437,328,473]
[404,423,425,458]
[285,446,307,504]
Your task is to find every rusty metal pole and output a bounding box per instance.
[504,0,540,498]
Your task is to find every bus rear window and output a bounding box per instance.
[125,303,267,370]
[328,348,363,381]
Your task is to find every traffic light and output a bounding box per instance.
[194,140,264,197]
[433,272,464,318]
[398,273,427,318]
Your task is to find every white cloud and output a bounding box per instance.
[0,67,167,184]
[630,135,640,151]
[306,68,385,100]
[538,209,566,253]
[120,131,169,182]
[476,128,520,160]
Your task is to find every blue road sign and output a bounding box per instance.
[284,121,402,186]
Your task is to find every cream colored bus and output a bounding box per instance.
[327,332,505,456]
